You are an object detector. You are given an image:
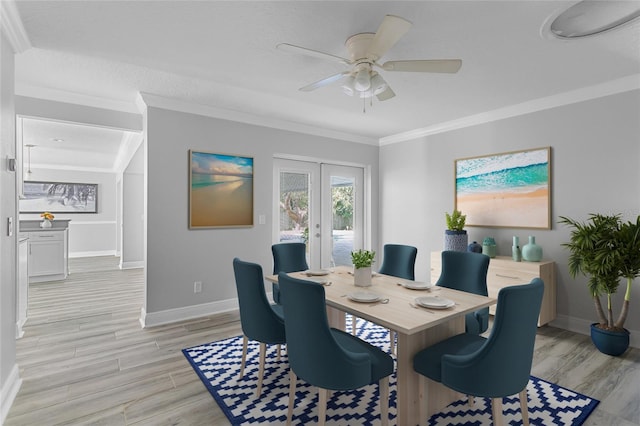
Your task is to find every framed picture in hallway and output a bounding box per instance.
[455,147,551,229]
[189,150,254,228]
[20,181,98,214]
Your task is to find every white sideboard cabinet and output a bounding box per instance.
[431,252,556,326]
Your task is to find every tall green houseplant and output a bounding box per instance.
[560,214,640,331]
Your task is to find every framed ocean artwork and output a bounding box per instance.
[189,150,254,229]
[455,147,551,229]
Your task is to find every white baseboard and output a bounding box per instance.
[69,250,117,258]
[1,364,22,425]
[15,319,25,339]
[120,260,144,270]
[551,314,639,349]
[140,298,240,328]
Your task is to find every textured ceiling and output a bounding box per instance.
[12,1,640,168]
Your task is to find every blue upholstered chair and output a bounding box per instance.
[271,242,309,304]
[378,243,418,280]
[278,272,394,426]
[232,258,286,397]
[413,278,544,426]
[435,250,490,334]
[375,244,418,352]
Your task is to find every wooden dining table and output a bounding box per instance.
[266,265,496,426]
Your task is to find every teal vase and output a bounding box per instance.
[522,236,542,262]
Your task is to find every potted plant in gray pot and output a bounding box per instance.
[559,213,640,356]
[444,210,467,252]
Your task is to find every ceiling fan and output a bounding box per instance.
[277,15,462,102]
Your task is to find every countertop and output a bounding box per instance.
[20,219,71,232]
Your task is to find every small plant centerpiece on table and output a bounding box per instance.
[560,213,640,356]
[351,249,376,287]
[40,212,55,228]
[444,209,467,252]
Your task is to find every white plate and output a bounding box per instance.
[399,280,432,290]
[347,291,381,303]
[415,296,455,309]
[305,269,330,276]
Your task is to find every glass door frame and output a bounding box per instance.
[273,155,371,270]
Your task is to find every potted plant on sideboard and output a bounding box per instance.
[444,210,467,252]
[351,249,376,287]
[560,213,640,356]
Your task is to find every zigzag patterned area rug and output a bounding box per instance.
[183,319,599,425]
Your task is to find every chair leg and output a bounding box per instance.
[277,343,281,361]
[519,389,530,426]
[287,370,297,426]
[468,395,474,406]
[318,387,329,426]
[379,376,389,426]
[352,316,357,335]
[491,398,505,426]
[238,335,248,379]
[256,342,266,398]
[389,330,395,355]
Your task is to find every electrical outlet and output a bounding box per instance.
[194,281,202,293]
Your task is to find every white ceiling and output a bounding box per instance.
[11,1,640,169]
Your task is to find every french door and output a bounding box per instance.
[273,158,365,269]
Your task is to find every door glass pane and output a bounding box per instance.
[278,172,309,245]
[331,176,355,266]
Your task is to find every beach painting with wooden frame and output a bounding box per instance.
[189,150,253,228]
[455,147,551,229]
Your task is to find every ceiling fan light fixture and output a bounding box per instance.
[370,73,388,95]
[354,69,371,92]
[341,76,356,96]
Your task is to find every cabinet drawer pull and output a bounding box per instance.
[495,273,520,279]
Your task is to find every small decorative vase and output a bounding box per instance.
[444,230,468,252]
[522,236,542,262]
[512,245,522,262]
[482,237,496,258]
[40,220,52,229]
[590,323,629,356]
[354,266,372,287]
[467,241,482,253]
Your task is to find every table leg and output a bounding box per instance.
[395,317,464,426]
[326,305,346,330]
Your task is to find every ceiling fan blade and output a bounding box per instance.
[299,71,351,92]
[376,86,395,101]
[367,15,412,61]
[382,59,462,73]
[277,43,351,66]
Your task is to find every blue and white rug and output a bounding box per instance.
[183,318,599,425]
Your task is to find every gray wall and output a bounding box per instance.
[121,143,144,268]
[0,30,18,421]
[144,105,379,315]
[380,90,640,345]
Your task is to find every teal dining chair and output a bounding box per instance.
[278,272,394,426]
[375,244,418,353]
[271,242,309,304]
[232,258,286,397]
[378,243,418,280]
[413,278,544,426]
[435,250,490,334]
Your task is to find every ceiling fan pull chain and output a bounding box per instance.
[363,96,366,114]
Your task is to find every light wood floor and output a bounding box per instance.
[5,256,639,425]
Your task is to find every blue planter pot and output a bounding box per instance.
[590,323,630,356]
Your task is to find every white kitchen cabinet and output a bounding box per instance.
[26,229,69,283]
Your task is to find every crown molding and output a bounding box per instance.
[16,84,140,114]
[380,74,640,145]
[137,92,378,146]
[0,0,31,53]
